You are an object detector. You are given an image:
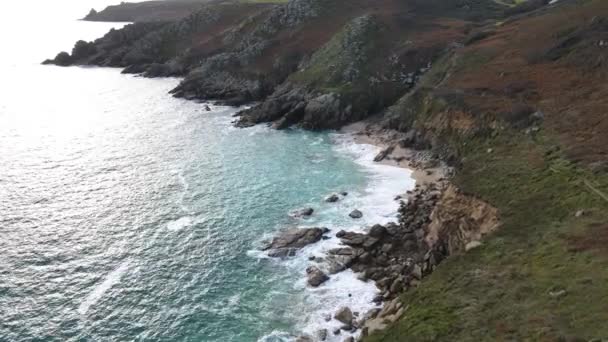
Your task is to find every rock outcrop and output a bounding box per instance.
[306,265,329,287]
[263,227,329,257]
[323,181,498,302]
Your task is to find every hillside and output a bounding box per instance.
[44,0,608,340]
[83,0,215,22]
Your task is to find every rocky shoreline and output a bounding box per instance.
[39,0,608,338]
[258,125,498,341]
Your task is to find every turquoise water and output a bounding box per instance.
[0,2,413,341]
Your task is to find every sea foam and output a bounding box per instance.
[78,260,131,315]
[255,132,416,341]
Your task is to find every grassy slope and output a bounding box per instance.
[368,131,608,341]
[368,0,608,340]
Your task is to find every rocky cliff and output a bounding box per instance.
[83,0,213,22]
[45,0,608,340]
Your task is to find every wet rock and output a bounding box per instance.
[374,146,395,162]
[349,210,363,219]
[263,227,328,256]
[267,248,298,258]
[343,337,355,342]
[295,336,313,342]
[306,266,329,287]
[264,228,329,250]
[341,191,349,196]
[334,307,354,325]
[317,329,328,341]
[325,194,340,203]
[340,324,353,331]
[326,254,356,274]
[290,207,314,218]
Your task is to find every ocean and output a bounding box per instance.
[0,1,414,341]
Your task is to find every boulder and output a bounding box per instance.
[290,207,314,218]
[267,248,297,258]
[264,227,328,250]
[374,145,395,162]
[46,51,73,66]
[317,329,328,341]
[334,307,354,325]
[325,193,340,203]
[339,232,366,247]
[349,210,363,219]
[306,266,329,287]
[326,254,356,274]
[369,224,388,238]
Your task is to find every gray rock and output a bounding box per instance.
[374,146,395,162]
[326,254,356,274]
[325,194,340,203]
[306,266,329,287]
[264,227,327,250]
[369,224,388,238]
[334,307,354,325]
[340,232,366,246]
[263,227,328,257]
[267,248,298,258]
[349,210,363,219]
[290,207,314,217]
[317,329,328,341]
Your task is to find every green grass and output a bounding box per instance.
[366,130,608,341]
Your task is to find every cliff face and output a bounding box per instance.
[45,0,608,339]
[46,0,505,118]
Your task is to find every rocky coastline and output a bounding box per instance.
[260,124,499,341]
[42,0,608,339]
